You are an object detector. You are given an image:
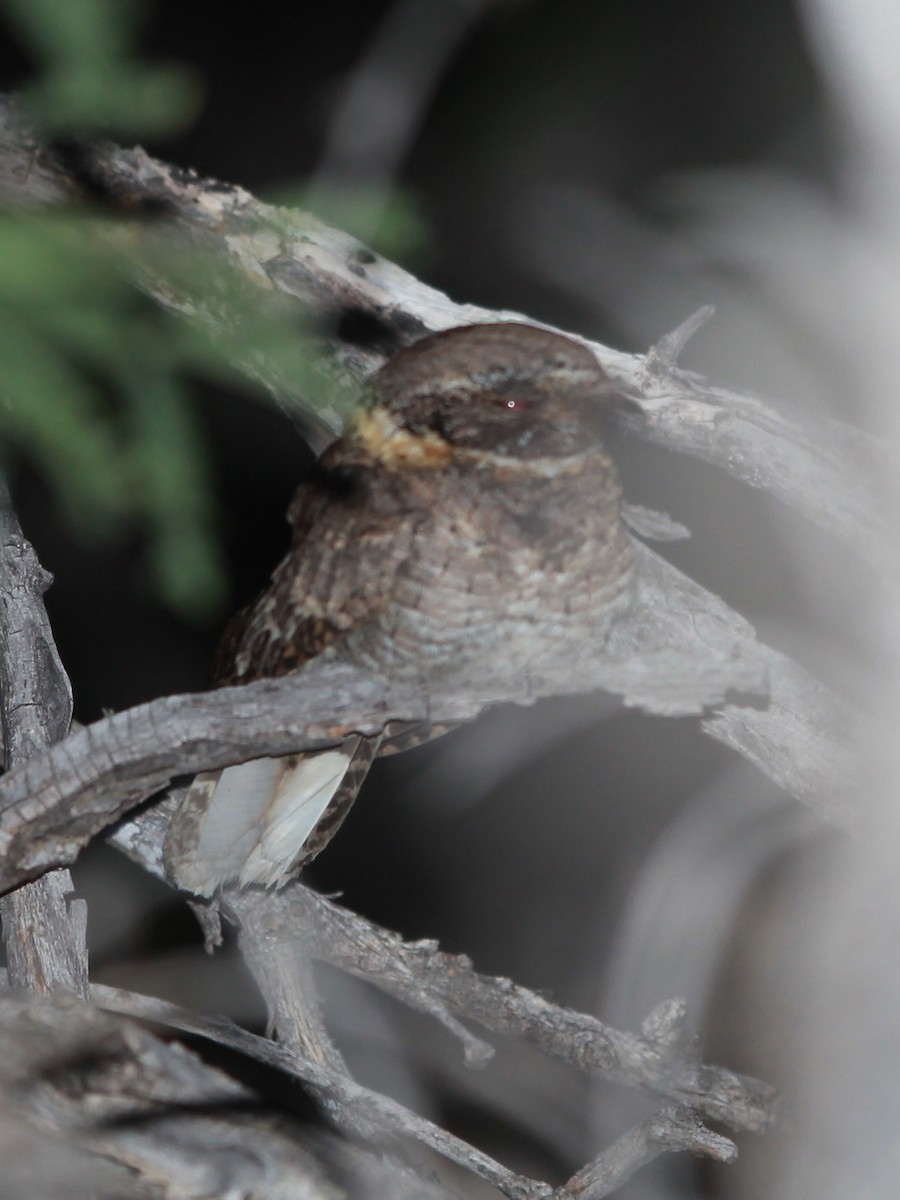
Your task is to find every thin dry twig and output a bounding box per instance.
[227,885,777,1134]
[91,982,552,1200]
[554,1105,736,1200]
[89,978,748,1199]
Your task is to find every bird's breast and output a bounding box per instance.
[337,463,635,682]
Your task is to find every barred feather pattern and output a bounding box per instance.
[164,324,636,896]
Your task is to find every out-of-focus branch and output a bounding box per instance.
[553,1106,737,1200]
[91,979,742,1200]
[0,988,438,1200]
[91,983,552,1200]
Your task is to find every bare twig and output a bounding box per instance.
[229,885,777,1134]
[106,826,777,1188]
[554,1105,736,1200]
[235,890,352,1088]
[108,794,781,1147]
[90,982,551,1200]
[84,976,755,1199]
[645,305,717,370]
[230,887,496,1070]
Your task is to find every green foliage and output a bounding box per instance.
[0,216,224,618]
[0,0,215,618]
[2,0,200,136]
[0,0,429,619]
[267,181,431,266]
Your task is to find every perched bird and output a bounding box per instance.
[165,322,636,895]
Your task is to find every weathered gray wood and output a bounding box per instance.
[0,96,885,569]
[1,873,88,998]
[0,485,72,761]
[0,93,874,1198]
[88,983,550,1199]
[234,888,354,1111]
[0,989,421,1200]
[226,885,777,1135]
[555,1106,736,1200]
[0,476,87,998]
[107,816,778,1144]
[0,533,856,895]
[90,979,744,1200]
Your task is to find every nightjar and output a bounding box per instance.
[165,322,636,895]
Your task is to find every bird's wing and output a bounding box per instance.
[218,452,423,685]
[165,454,425,896]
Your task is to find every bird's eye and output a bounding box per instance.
[502,396,529,412]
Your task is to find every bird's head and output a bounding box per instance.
[354,323,625,467]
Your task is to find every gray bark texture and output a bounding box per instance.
[0,98,869,1196]
[0,476,87,999]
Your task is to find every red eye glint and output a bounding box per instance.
[504,397,529,411]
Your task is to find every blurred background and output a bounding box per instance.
[0,2,880,1197]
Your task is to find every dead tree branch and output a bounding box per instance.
[0,988,444,1200]
[0,96,885,571]
[553,1105,736,1200]
[89,981,741,1200]
[0,497,779,1195]
[0,96,874,1196]
[0,475,87,998]
[225,885,777,1134]
[91,986,551,1200]
[0,535,858,895]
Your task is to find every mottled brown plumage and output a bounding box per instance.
[166,322,637,894]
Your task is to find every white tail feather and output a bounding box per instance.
[237,751,351,887]
[176,750,352,894]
